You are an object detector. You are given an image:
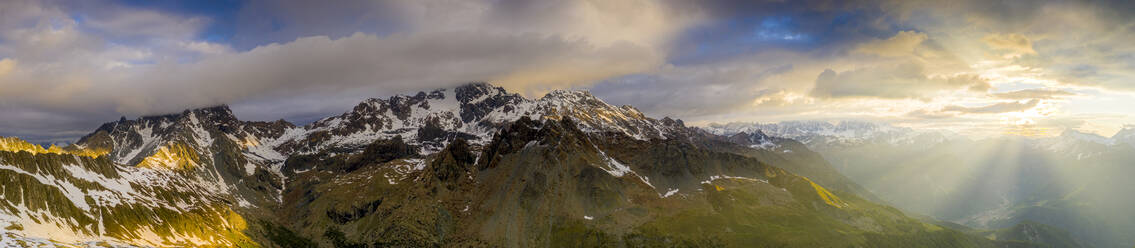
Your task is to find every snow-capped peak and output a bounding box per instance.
[274,82,688,157]
[538,89,677,140]
[1059,129,1115,146]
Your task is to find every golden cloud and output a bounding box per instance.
[809,63,990,99]
[0,59,14,77]
[854,31,928,57]
[941,99,1040,114]
[991,88,1075,100]
[982,33,1036,55]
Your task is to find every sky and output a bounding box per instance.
[0,0,1134,144]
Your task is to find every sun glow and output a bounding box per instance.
[1004,123,1056,137]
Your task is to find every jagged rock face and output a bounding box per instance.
[281,136,420,177]
[723,130,780,150]
[274,83,526,155]
[427,139,475,181]
[455,83,528,123]
[75,106,294,166]
[71,105,292,200]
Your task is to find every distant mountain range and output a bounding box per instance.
[706,121,1135,248]
[0,83,1071,247]
[705,120,961,151]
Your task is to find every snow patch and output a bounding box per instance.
[700,175,768,185]
[593,146,632,177]
[0,164,91,211]
[244,162,256,176]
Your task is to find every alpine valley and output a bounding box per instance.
[707,121,1135,248]
[0,83,1087,247]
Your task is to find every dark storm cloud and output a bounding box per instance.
[0,105,118,145]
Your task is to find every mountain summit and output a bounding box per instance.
[264,83,687,164]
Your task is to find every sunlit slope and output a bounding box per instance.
[0,106,292,247]
[696,131,884,203]
[0,139,257,247]
[0,136,108,157]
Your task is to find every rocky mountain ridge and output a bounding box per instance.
[273,83,683,156]
[0,83,1024,247]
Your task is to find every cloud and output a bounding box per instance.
[0,59,14,76]
[2,0,1134,143]
[0,29,670,115]
[78,7,212,42]
[0,0,700,143]
[992,88,1075,99]
[120,31,666,114]
[982,33,1036,55]
[228,0,404,49]
[941,99,1040,114]
[751,88,808,107]
[230,0,696,54]
[809,63,990,99]
[0,106,109,145]
[904,109,956,119]
[801,29,985,100]
[590,61,794,119]
[854,30,928,57]
[887,0,1135,92]
[0,0,697,113]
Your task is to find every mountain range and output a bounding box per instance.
[706,121,1135,248]
[0,83,1070,247]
